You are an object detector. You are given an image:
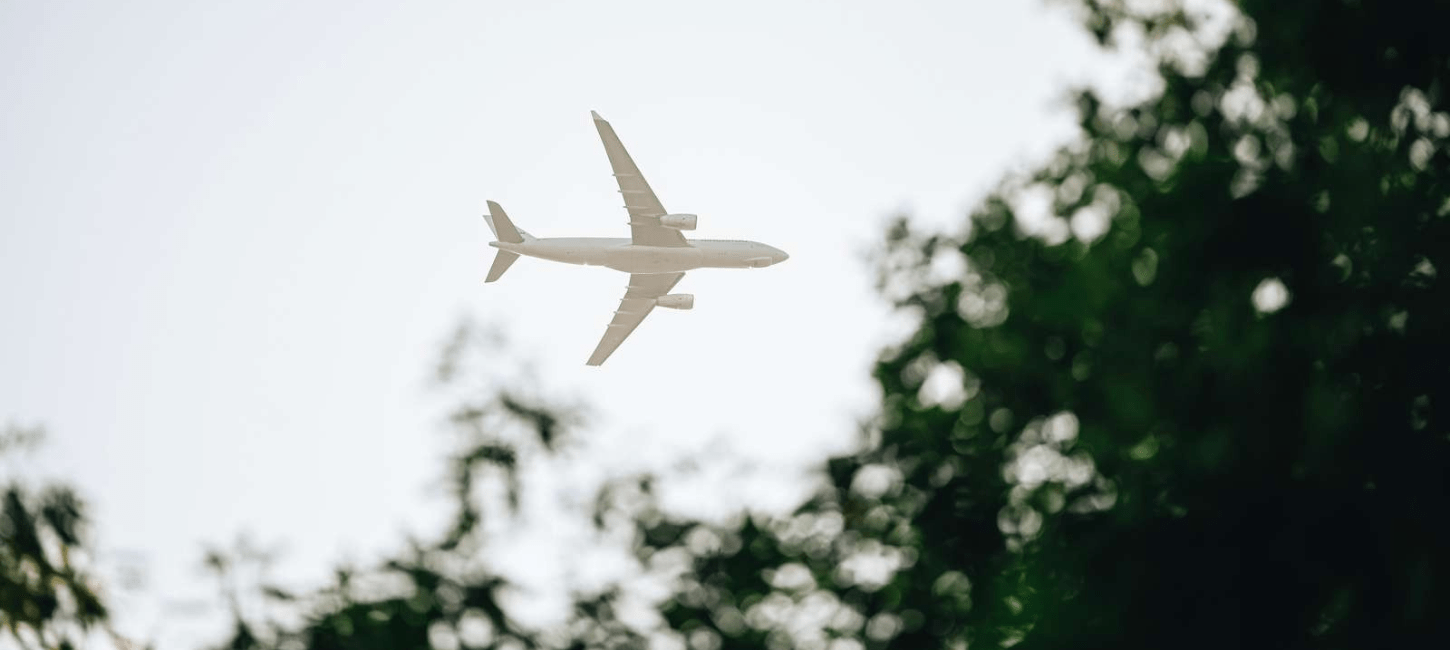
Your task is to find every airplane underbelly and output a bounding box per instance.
[604,246,704,273]
[702,250,751,268]
[531,249,588,265]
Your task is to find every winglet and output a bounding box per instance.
[591,110,604,121]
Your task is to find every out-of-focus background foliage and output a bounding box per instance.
[1,425,113,649]
[6,0,1450,647]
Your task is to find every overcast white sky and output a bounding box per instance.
[1,1,1143,646]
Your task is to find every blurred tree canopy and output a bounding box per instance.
[0,424,113,650]
[201,324,658,650]
[729,0,1449,646]
[733,0,1450,646]
[616,0,1450,646]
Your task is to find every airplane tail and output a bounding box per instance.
[483,201,533,283]
[486,249,519,282]
[483,200,534,243]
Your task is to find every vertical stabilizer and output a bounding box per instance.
[484,201,524,243]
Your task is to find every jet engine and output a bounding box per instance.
[655,294,694,310]
[660,214,698,230]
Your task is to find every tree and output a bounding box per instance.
[0,424,115,650]
[205,324,654,650]
[634,0,1450,647]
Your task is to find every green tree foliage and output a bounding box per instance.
[207,325,652,650]
[627,2,1450,649]
[215,0,1450,647]
[0,424,113,650]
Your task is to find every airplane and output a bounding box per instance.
[481,110,789,366]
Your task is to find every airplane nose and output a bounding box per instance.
[775,250,789,264]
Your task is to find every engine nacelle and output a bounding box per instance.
[655,294,694,310]
[660,213,698,230]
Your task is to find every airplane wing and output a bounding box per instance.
[591,111,690,248]
[586,272,686,366]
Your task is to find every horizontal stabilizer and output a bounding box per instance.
[486,250,519,283]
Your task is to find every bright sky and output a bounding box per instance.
[1,1,1138,646]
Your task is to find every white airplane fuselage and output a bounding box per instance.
[490,237,788,274]
[483,110,791,364]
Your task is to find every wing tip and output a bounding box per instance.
[590,110,604,121]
